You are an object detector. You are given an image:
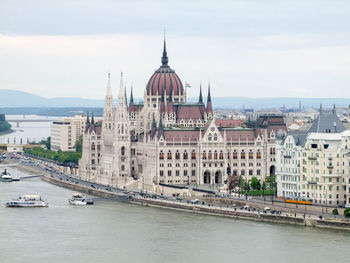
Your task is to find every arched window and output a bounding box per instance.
[227,152,230,159]
[256,150,261,159]
[191,150,196,160]
[183,150,188,160]
[208,133,212,141]
[121,165,125,171]
[202,151,207,160]
[175,150,180,160]
[249,150,253,159]
[121,147,125,156]
[219,150,224,160]
[159,150,164,160]
[232,150,238,159]
[214,150,218,160]
[241,150,245,159]
[91,143,95,151]
[167,150,172,160]
[208,151,212,160]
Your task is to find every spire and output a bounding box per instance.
[333,104,336,114]
[124,86,128,105]
[161,35,169,67]
[199,84,203,104]
[207,83,212,103]
[118,72,124,98]
[106,72,112,96]
[86,112,90,125]
[152,114,157,129]
[320,104,323,114]
[207,83,213,114]
[91,112,95,125]
[130,86,134,103]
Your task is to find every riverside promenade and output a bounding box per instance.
[4,158,350,231]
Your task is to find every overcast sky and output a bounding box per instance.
[0,0,350,99]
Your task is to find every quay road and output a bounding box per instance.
[3,153,347,222]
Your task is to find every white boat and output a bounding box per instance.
[0,169,12,182]
[6,195,48,207]
[69,193,87,205]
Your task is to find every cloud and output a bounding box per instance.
[0,33,350,99]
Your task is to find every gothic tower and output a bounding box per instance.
[100,73,115,185]
[112,73,131,186]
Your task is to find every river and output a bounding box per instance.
[0,167,350,263]
[0,115,58,144]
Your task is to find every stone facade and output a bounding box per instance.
[78,41,286,191]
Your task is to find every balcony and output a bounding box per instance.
[308,156,317,160]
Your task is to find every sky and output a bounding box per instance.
[0,0,350,99]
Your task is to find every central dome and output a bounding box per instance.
[146,40,184,97]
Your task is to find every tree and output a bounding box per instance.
[332,208,339,215]
[344,208,350,218]
[74,135,83,153]
[250,177,260,190]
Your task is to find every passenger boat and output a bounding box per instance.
[285,198,312,205]
[6,195,48,207]
[0,169,12,182]
[69,193,87,205]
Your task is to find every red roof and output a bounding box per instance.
[215,119,243,128]
[163,130,200,142]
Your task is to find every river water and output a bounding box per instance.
[0,115,56,144]
[1,168,350,263]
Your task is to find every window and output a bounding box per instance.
[208,151,212,160]
[183,150,188,160]
[202,151,207,160]
[175,150,180,160]
[241,150,245,159]
[191,150,196,160]
[176,170,180,176]
[167,170,172,176]
[219,151,224,160]
[249,169,253,176]
[192,170,196,176]
[241,169,245,176]
[214,151,218,160]
[167,150,172,160]
[233,150,238,159]
[184,170,188,176]
[249,150,253,159]
[159,150,164,160]
[121,147,125,156]
[91,143,95,151]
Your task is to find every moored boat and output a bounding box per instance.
[0,169,12,182]
[6,195,48,207]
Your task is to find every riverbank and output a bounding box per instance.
[0,128,14,136]
[6,160,350,231]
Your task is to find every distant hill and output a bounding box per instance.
[0,90,105,107]
[0,89,349,109]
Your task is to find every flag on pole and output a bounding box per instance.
[185,82,191,88]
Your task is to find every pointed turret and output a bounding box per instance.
[130,86,134,103]
[85,112,90,132]
[152,114,157,129]
[207,84,213,114]
[91,112,95,125]
[161,36,168,67]
[106,72,112,96]
[199,84,203,104]
[129,86,135,113]
[103,73,114,131]
[160,85,166,114]
[158,114,164,139]
[333,104,336,114]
